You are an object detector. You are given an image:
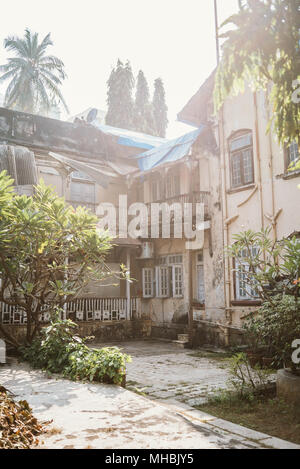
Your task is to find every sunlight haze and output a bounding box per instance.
[0,0,239,137]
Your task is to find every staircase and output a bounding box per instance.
[172,333,190,349]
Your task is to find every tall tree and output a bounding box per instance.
[153,78,168,138]
[134,70,155,134]
[105,59,135,129]
[0,28,68,115]
[214,0,300,146]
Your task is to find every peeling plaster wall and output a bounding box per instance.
[140,151,226,338]
[222,86,300,327]
[198,152,225,324]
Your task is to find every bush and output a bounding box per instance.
[244,295,300,371]
[22,313,131,385]
[227,353,273,399]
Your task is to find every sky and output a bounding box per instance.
[0,0,239,138]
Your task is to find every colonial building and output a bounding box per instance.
[177,71,300,338]
[0,69,299,347]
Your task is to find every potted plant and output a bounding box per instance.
[228,230,300,403]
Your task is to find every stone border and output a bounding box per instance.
[158,399,300,450]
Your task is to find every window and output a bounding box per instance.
[196,251,205,303]
[172,265,183,297]
[229,132,254,188]
[156,266,169,297]
[166,171,180,199]
[168,254,183,264]
[235,247,259,301]
[72,171,93,181]
[70,181,95,204]
[142,268,154,298]
[150,254,184,299]
[151,176,163,202]
[286,141,299,169]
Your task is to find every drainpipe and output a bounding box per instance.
[215,0,231,326]
[266,87,277,241]
[253,92,265,233]
[219,106,232,326]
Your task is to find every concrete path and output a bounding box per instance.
[1,355,299,449]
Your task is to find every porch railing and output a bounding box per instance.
[0,297,141,325]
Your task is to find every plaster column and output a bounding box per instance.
[126,251,131,320]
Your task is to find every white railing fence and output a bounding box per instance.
[0,297,141,325]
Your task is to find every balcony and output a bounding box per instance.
[145,191,210,217]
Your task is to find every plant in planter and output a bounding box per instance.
[227,229,300,378]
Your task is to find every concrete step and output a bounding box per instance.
[177,334,189,342]
[172,340,190,349]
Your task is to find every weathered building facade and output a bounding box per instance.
[178,72,300,341]
[0,69,299,348]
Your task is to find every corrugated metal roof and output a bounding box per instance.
[91,121,166,150]
[135,127,204,172]
[49,152,117,188]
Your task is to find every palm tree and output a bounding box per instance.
[0,28,68,115]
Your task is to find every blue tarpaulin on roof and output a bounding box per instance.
[91,121,166,150]
[136,127,204,172]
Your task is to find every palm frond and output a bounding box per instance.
[4,36,29,58]
[1,28,68,114]
[40,74,69,113]
[36,33,53,58]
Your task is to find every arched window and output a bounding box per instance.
[229,131,254,188]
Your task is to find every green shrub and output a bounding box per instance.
[22,313,131,385]
[227,353,273,399]
[245,295,300,370]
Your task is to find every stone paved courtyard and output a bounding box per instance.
[95,339,231,406]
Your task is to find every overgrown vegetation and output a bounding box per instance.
[197,390,300,445]
[0,171,115,347]
[22,312,131,385]
[227,353,274,398]
[244,295,300,371]
[227,229,300,374]
[195,352,300,445]
[215,0,300,147]
[0,391,44,449]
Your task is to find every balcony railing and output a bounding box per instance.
[0,297,141,324]
[145,191,210,216]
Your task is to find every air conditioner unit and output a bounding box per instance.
[138,242,154,259]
